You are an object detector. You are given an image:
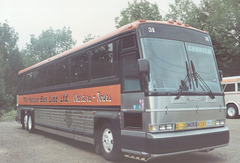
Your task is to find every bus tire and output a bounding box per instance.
[27,113,34,133]
[23,112,28,130]
[100,122,122,162]
[227,104,238,119]
[21,111,26,129]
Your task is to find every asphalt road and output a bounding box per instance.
[0,119,239,163]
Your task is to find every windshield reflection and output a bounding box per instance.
[141,38,221,94]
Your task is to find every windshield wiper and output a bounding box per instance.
[190,60,215,99]
[175,62,192,100]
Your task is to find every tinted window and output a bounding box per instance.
[121,52,141,91]
[224,84,235,92]
[25,72,33,90]
[71,53,88,82]
[32,69,43,89]
[122,35,135,49]
[43,64,54,87]
[19,74,26,92]
[238,83,240,91]
[55,59,69,85]
[91,43,114,79]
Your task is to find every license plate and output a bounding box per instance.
[197,121,207,128]
[186,121,197,128]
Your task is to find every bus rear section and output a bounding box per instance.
[16,20,229,162]
[222,76,240,118]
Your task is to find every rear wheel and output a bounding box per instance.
[100,122,122,162]
[23,113,28,130]
[227,104,238,119]
[27,114,34,132]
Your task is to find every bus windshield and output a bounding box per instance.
[141,38,221,95]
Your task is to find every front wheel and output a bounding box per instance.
[227,104,238,119]
[100,122,122,162]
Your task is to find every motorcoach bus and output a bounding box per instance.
[16,20,229,161]
[222,76,240,118]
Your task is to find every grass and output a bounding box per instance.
[0,109,17,122]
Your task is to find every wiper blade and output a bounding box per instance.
[190,61,198,88]
[185,61,192,89]
[175,80,185,100]
[190,60,215,99]
[175,62,192,100]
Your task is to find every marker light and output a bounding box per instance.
[216,120,225,126]
[150,124,158,132]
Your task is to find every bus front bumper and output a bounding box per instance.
[121,126,229,161]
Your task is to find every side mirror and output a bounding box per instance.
[138,59,150,74]
[218,70,223,81]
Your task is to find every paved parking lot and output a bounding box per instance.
[0,119,239,163]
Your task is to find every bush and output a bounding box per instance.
[0,109,17,122]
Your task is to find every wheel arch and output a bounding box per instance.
[93,112,121,152]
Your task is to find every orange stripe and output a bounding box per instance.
[18,84,121,106]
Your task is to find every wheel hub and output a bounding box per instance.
[102,128,113,153]
[228,107,236,117]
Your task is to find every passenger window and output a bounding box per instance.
[33,69,42,89]
[91,43,114,79]
[43,64,54,87]
[55,59,69,85]
[224,84,235,92]
[121,52,141,92]
[238,83,240,91]
[122,35,135,49]
[25,71,34,90]
[18,75,25,92]
[71,53,88,82]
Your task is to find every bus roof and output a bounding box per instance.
[18,20,206,75]
[222,76,240,83]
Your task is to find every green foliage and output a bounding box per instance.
[0,21,23,112]
[23,27,77,67]
[115,0,162,28]
[166,0,240,76]
[82,34,99,43]
[165,0,201,27]
[0,109,17,122]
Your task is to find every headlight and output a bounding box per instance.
[149,123,174,132]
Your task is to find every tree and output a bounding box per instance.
[0,21,23,113]
[82,34,99,43]
[199,0,240,76]
[166,0,240,76]
[23,27,76,66]
[165,0,200,27]
[115,0,163,28]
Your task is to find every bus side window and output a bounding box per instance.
[55,59,69,85]
[19,74,26,92]
[25,71,34,90]
[238,83,240,91]
[43,64,54,87]
[91,43,114,79]
[224,83,235,92]
[71,53,88,82]
[121,52,141,92]
[122,35,135,49]
[33,69,42,89]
